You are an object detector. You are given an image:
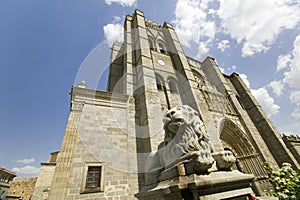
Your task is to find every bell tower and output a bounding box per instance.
[108,10,204,151]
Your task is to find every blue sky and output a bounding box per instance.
[0,0,300,177]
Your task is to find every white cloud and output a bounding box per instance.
[196,42,210,59]
[227,65,237,72]
[16,158,35,164]
[105,0,136,7]
[217,40,230,52]
[12,166,40,175]
[277,54,291,71]
[275,34,300,120]
[239,73,280,117]
[103,23,124,47]
[291,107,300,119]
[239,73,250,88]
[173,0,216,59]
[290,90,300,104]
[290,90,300,119]
[283,34,300,89]
[251,87,280,117]
[173,1,300,59]
[217,0,300,57]
[113,16,122,23]
[267,80,285,96]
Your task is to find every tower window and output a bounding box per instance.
[157,83,163,90]
[158,42,167,54]
[169,80,178,93]
[156,75,164,91]
[148,38,155,50]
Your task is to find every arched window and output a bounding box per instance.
[169,79,178,93]
[148,38,155,50]
[192,70,206,90]
[158,41,167,54]
[156,74,164,91]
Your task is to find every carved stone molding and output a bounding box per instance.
[71,101,84,112]
[145,20,162,31]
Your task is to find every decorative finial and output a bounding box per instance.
[78,80,86,88]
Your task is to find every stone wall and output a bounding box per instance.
[45,87,139,199]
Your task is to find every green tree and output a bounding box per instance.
[264,163,300,199]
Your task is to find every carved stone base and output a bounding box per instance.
[135,170,255,200]
[146,153,214,185]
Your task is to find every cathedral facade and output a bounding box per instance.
[32,10,299,200]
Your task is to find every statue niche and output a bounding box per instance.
[145,105,236,185]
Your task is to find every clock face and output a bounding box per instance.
[157,59,165,65]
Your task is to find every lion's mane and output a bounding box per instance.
[158,105,214,169]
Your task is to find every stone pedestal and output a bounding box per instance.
[135,170,255,200]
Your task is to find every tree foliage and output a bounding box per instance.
[264,163,300,199]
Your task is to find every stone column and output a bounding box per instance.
[123,15,135,95]
[47,94,84,199]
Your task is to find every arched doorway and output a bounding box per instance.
[220,118,268,179]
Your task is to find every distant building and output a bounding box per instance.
[31,152,58,199]
[283,134,300,164]
[6,177,37,200]
[32,9,299,199]
[0,167,16,200]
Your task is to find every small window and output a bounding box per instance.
[169,80,178,93]
[156,75,164,91]
[157,83,163,90]
[148,38,154,50]
[158,42,167,54]
[81,163,104,194]
[86,166,101,188]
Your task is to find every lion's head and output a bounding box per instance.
[158,105,215,171]
[162,105,208,140]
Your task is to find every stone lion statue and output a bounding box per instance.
[158,105,215,171]
[144,105,236,185]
